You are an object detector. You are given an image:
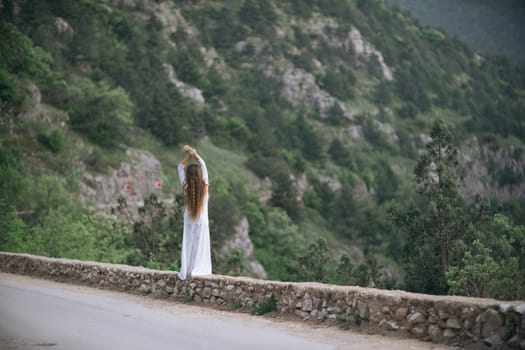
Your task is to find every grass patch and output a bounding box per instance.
[231,299,244,310]
[195,138,262,191]
[133,133,263,195]
[251,295,277,315]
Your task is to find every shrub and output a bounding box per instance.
[298,237,331,282]
[67,79,133,148]
[321,68,356,100]
[0,68,18,103]
[48,129,66,153]
[446,215,525,300]
[303,188,321,211]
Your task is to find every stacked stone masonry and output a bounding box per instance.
[1,252,523,349]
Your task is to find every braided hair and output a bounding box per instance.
[183,164,207,220]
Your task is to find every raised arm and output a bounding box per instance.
[198,158,209,185]
[178,151,191,186]
[183,145,208,185]
[177,163,186,186]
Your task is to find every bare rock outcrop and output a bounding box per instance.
[348,27,393,81]
[164,63,205,103]
[221,217,268,279]
[461,137,525,201]
[81,148,169,216]
[17,81,68,128]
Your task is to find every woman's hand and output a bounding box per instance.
[183,145,199,159]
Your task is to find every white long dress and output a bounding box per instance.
[177,159,212,280]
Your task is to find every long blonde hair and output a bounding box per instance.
[183,164,207,219]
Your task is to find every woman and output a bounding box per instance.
[177,145,212,280]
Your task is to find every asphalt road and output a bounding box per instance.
[0,273,455,350]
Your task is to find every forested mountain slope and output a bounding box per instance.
[1,0,524,299]
[387,0,525,66]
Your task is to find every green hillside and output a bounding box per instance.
[1,0,524,299]
[387,0,525,66]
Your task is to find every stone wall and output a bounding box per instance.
[1,252,523,349]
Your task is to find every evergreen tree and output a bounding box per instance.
[328,139,350,166]
[294,115,324,162]
[298,237,331,282]
[389,120,468,293]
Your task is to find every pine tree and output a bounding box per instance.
[390,119,467,294]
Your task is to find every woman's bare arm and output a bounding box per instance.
[181,153,191,165]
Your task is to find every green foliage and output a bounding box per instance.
[303,188,321,211]
[0,21,52,106]
[188,4,247,49]
[373,82,394,106]
[298,237,331,283]
[352,263,371,287]
[497,161,524,187]
[202,68,229,101]
[386,120,524,297]
[292,116,324,162]
[330,182,364,240]
[48,129,66,153]
[0,146,28,209]
[270,170,303,220]
[0,191,132,264]
[389,120,469,293]
[362,118,398,154]
[447,215,525,300]
[239,0,276,35]
[231,299,244,310]
[321,68,356,100]
[373,161,399,204]
[326,103,347,126]
[25,175,72,224]
[387,0,525,66]
[251,294,277,315]
[66,78,133,148]
[0,68,19,103]
[218,249,244,276]
[0,21,52,80]
[38,128,66,153]
[31,207,132,263]
[335,253,354,285]
[1,0,524,299]
[446,240,505,299]
[223,117,250,145]
[328,139,353,167]
[248,205,303,281]
[168,43,205,86]
[208,177,242,245]
[394,64,432,114]
[0,201,31,253]
[294,236,391,288]
[367,54,383,79]
[125,193,182,269]
[0,171,134,264]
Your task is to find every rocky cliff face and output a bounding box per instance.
[80,148,168,215]
[461,137,525,201]
[107,0,524,206]
[23,0,522,214]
